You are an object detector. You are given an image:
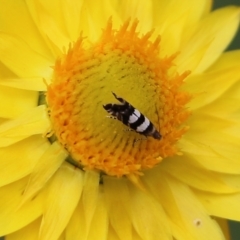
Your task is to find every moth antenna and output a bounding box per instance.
[155,103,161,138]
[111,91,117,98]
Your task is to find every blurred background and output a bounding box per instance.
[0,0,239,240]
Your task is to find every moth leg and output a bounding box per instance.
[123,128,133,132]
[133,136,147,145]
[106,115,117,120]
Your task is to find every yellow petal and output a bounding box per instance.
[153,0,211,27]
[194,189,240,221]
[86,190,108,240]
[0,85,38,118]
[114,0,153,32]
[176,6,240,73]
[79,0,122,43]
[188,110,240,142]
[39,163,84,240]
[79,171,100,237]
[59,0,84,40]
[220,174,240,191]
[153,0,211,56]
[0,118,7,124]
[0,59,16,78]
[6,218,41,240]
[185,103,240,165]
[0,105,51,147]
[0,33,52,78]
[144,170,194,240]
[26,0,73,50]
[144,170,225,240]
[207,49,240,72]
[127,182,171,240]
[0,177,43,236]
[215,218,231,240]
[198,84,240,122]
[184,63,240,110]
[179,136,240,174]
[65,170,99,239]
[162,158,240,193]
[180,0,212,44]
[26,0,70,37]
[0,135,49,187]
[0,77,47,91]
[104,177,132,240]
[155,9,187,56]
[0,0,53,60]
[57,233,65,240]
[108,225,121,240]
[20,141,67,205]
[170,221,193,240]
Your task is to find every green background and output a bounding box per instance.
[0,0,239,239]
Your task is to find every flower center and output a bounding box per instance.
[46,19,191,177]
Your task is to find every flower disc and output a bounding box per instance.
[47,20,191,177]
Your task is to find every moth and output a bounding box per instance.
[103,92,161,140]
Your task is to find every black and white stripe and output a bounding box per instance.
[103,92,161,140]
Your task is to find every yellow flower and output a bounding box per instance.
[0,0,239,240]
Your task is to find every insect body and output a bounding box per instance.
[103,92,161,140]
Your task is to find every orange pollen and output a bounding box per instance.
[46,19,191,177]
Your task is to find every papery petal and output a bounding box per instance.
[39,163,83,240]
[0,0,53,60]
[184,62,240,110]
[215,218,231,240]
[179,136,240,174]
[144,170,225,240]
[65,171,99,239]
[180,0,212,44]
[108,225,121,240]
[207,49,240,71]
[0,135,49,187]
[153,0,211,27]
[0,177,43,236]
[195,189,240,221]
[20,141,67,205]
[26,0,71,53]
[0,105,51,147]
[86,190,108,240]
[6,218,41,240]
[0,77,47,91]
[0,33,53,79]
[0,85,38,119]
[114,0,153,32]
[79,0,122,43]
[153,0,212,56]
[176,7,240,73]
[161,158,240,193]
[127,182,172,240]
[104,177,132,240]
[58,0,84,40]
